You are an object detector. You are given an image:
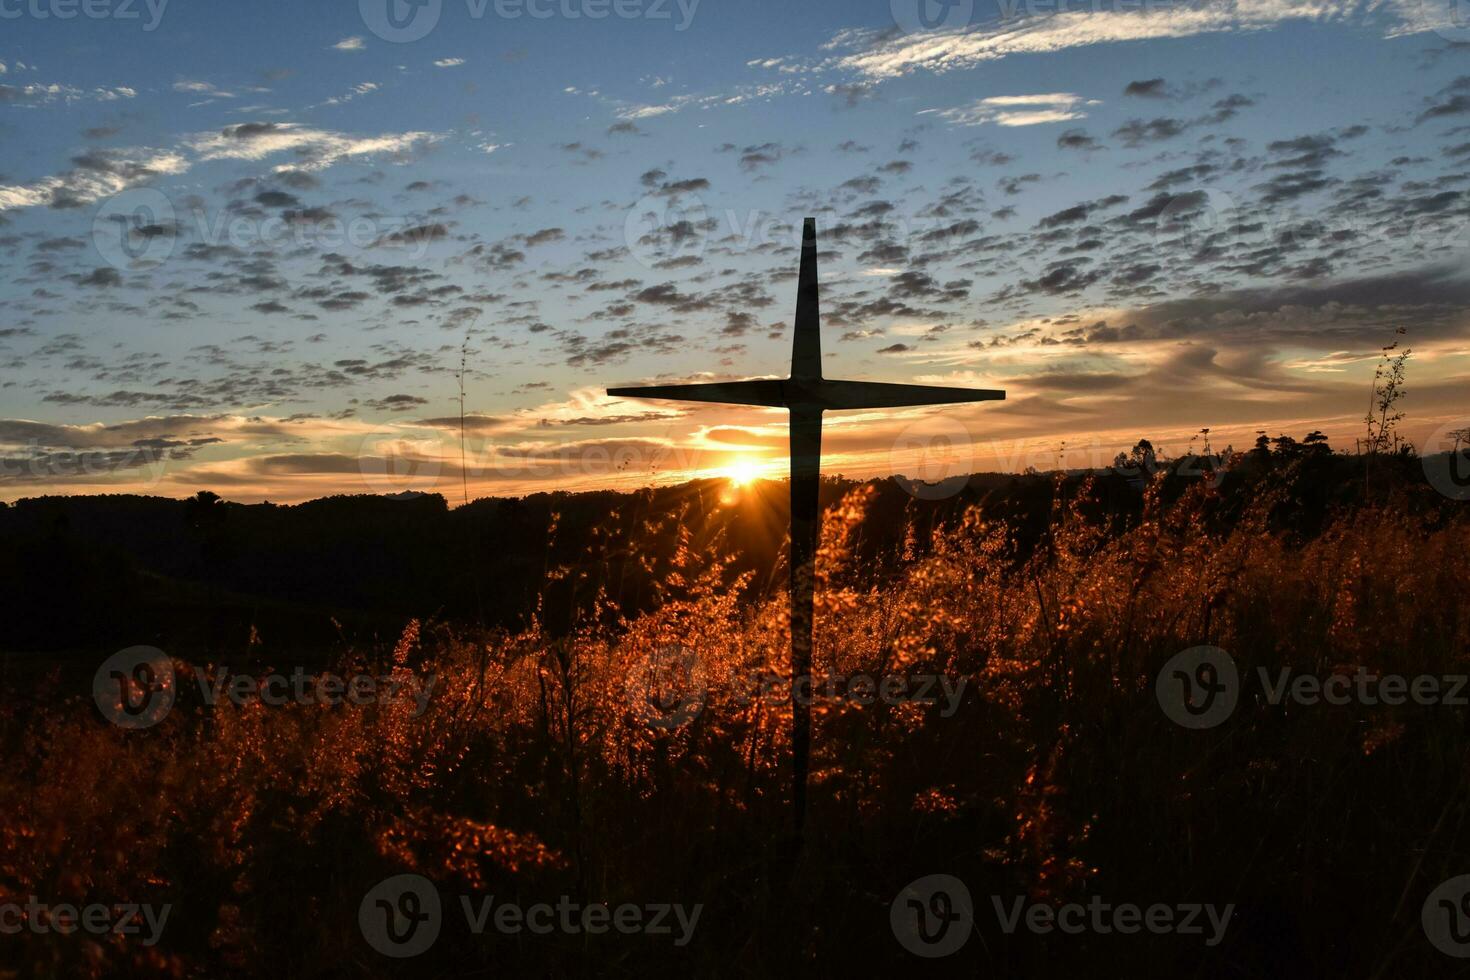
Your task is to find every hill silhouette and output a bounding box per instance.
[0,436,1451,659]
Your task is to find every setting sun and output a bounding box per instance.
[722,456,763,487]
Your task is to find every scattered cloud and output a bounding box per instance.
[923,93,1096,127]
[190,122,443,172]
[825,1,1440,80]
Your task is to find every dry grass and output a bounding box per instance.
[2,466,1468,976]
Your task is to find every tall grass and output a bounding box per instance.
[2,465,1467,976]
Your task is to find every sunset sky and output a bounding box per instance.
[2,0,1469,502]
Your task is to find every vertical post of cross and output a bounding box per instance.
[788,217,821,839]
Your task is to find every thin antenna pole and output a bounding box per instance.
[458,328,471,509]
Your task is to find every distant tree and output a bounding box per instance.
[185,489,222,522]
[185,490,228,598]
[1270,434,1301,459]
[1303,430,1332,455]
[1112,438,1162,485]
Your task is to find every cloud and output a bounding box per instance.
[730,141,786,171]
[189,122,442,172]
[2,119,445,214]
[317,81,380,107]
[0,413,354,487]
[1112,116,1187,145]
[173,79,231,95]
[1056,128,1103,151]
[826,82,877,107]
[1124,77,1170,98]
[434,57,466,68]
[923,93,1095,127]
[0,147,188,211]
[828,1,1434,80]
[0,81,137,107]
[333,36,366,51]
[609,82,798,121]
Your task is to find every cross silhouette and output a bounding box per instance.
[607,217,1004,836]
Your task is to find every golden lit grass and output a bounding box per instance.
[1,471,1467,975]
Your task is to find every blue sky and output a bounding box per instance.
[2,0,1469,500]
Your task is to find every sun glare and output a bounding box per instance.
[723,457,762,487]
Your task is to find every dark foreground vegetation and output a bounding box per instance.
[1,439,1468,976]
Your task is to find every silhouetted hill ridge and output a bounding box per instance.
[0,450,1450,656]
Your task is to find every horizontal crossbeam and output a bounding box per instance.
[608,377,1004,412]
[606,379,786,408]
